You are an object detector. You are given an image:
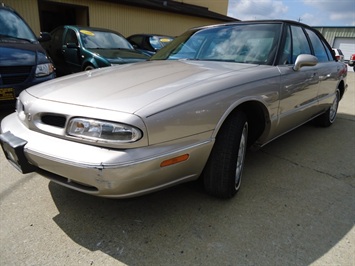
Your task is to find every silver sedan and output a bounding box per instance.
[0,20,348,199]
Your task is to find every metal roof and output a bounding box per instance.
[102,0,237,22]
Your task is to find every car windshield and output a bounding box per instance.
[0,9,37,42]
[80,29,133,50]
[151,23,282,65]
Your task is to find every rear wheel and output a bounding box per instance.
[315,89,340,127]
[84,64,95,71]
[203,112,248,199]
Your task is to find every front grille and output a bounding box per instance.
[41,114,67,128]
[0,66,33,85]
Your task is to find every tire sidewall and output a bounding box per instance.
[203,111,248,198]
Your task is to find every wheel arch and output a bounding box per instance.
[82,59,97,71]
[216,100,270,147]
[337,79,346,100]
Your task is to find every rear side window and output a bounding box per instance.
[129,36,143,46]
[305,29,331,62]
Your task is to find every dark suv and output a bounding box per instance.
[0,4,55,107]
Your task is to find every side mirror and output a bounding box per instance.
[293,54,318,71]
[38,32,51,42]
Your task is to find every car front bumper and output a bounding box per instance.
[1,113,213,198]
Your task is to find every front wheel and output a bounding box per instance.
[202,112,248,199]
[315,89,340,127]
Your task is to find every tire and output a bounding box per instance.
[84,64,95,71]
[203,111,248,199]
[315,89,340,127]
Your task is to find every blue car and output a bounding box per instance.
[0,4,56,106]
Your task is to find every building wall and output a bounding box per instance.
[3,0,227,37]
[315,27,355,47]
[315,27,355,60]
[179,0,228,15]
[3,0,41,34]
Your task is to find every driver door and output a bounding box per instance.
[275,25,320,136]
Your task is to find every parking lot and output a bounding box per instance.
[0,72,354,266]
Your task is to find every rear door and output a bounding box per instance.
[305,28,340,111]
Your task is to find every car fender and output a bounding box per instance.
[81,51,110,70]
[212,96,272,144]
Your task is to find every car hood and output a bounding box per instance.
[87,48,149,63]
[26,60,259,114]
[0,44,37,66]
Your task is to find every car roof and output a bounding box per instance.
[191,19,315,31]
[128,34,173,38]
[56,25,124,35]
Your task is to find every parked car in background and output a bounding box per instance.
[348,54,355,71]
[332,48,344,62]
[127,34,174,56]
[0,4,55,107]
[0,20,347,200]
[42,26,149,76]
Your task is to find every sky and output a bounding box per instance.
[227,0,355,26]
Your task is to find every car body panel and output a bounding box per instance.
[1,112,213,197]
[26,60,260,113]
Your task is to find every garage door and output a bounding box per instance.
[333,38,355,61]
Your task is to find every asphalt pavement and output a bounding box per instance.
[0,72,354,266]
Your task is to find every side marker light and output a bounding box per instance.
[160,154,189,167]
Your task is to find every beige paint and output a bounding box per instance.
[2,0,228,37]
[180,0,228,15]
[3,0,41,35]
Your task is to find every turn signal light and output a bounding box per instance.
[160,154,189,167]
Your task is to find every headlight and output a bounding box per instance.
[67,118,142,143]
[35,63,55,77]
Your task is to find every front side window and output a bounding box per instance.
[64,29,78,46]
[279,26,292,64]
[278,25,314,65]
[290,25,312,63]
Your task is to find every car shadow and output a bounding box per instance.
[48,113,355,265]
